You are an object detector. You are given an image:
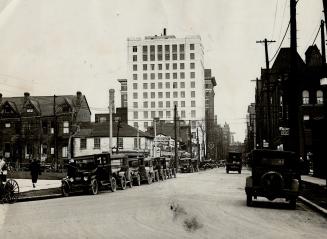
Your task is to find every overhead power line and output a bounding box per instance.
[269,20,290,63]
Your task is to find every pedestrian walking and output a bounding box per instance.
[30,159,41,188]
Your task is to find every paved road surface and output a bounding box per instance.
[0,168,326,238]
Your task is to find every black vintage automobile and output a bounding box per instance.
[153,157,177,180]
[128,157,156,184]
[111,153,136,189]
[179,157,197,173]
[226,152,242,174]
[245,149,301,209]
[61,153,116,196]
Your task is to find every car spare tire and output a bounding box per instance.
[261,171,284,193]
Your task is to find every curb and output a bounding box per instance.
[298,196,327,218]
[18,193,62,202]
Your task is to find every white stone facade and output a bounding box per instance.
[127,34,206,132]
[73,136,154,157]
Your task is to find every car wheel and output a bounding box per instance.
[155,172,159,182]
[89,179,98,195]
[146,173,152,184]
[289,198,296,209]
[62,181,70,197]
[136,174,141,186]
[246,194,252,206]
[120,176,127,190]
[110,177,117,192]
[238,170,241,174]
[129,174,133,188]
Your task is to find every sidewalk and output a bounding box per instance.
[300,175,327,217]
[15,179,62,202]
[301,175,326,187]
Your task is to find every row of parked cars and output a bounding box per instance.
[61,154,176,196]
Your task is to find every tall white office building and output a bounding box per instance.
[126,30,205,136]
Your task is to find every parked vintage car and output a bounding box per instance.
[61,153,116,196]
[153,157,177,179]
[111,154,135,190]
[226,152,242,174]
[164,157,177,178]
[245,149,301,209]
[199,159,215,170]
[179,157,195,173]
[128,157,156,184]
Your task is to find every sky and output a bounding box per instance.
[0,0,324,141]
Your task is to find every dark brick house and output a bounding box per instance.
[0,91,91,168]
[255,46,327,177]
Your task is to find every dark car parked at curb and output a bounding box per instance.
[179,157,198,173]
[245,149,301,209]
[128,157,156,184]
[226,152,242,174]
[153,157,177,180]
[111,154,136,190]
[61,153,116,196]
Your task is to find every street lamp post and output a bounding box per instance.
[114,117,121,153]
[320,77,327,189]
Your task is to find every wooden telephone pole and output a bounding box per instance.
[256,39,275,148]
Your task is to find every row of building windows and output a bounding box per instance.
[2,121,69,134]
[133,43,194,53]
[133,63,195,71]
[138,50,194,62]
[133,81,196,90]
[133,110,196,119]
[132,100,196,108]
[132,72,195,80]
[133,91,196,99]
[80,137,149,150]
[134,120,197,130]
[302,90,324,105]
[133,62,196,71]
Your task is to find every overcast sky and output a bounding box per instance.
[0,0,324,141]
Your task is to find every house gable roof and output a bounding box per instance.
[0,94,91,117]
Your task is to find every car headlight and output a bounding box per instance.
[69,178,74,182]
[83,176,88,181]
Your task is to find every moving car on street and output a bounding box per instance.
[226,152,242,174]
[245,149,301,209]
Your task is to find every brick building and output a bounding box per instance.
[0,91,91,168]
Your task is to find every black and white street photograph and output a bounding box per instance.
[0,0,326,238]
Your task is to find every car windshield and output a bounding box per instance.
[261,157,284,166]
[76,159,96,170]
[111,159,122,167]
[128,160,139,167]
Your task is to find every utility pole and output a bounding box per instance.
[189,120,192,158]
[174,105,178,172]
[256,39,276,70]
[53,95,58,171]
[321,20,326,65]
[323,0,327,35]
[256,39,275,149]
[109,89,115,155]
[286,0,301,155]
[197,128,200,165]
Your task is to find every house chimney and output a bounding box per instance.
[76,91,82,99]
[24,92,30,102]
[163,28,166,36]
[76,91,82,106]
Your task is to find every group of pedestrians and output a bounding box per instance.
[0,154,42,188]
